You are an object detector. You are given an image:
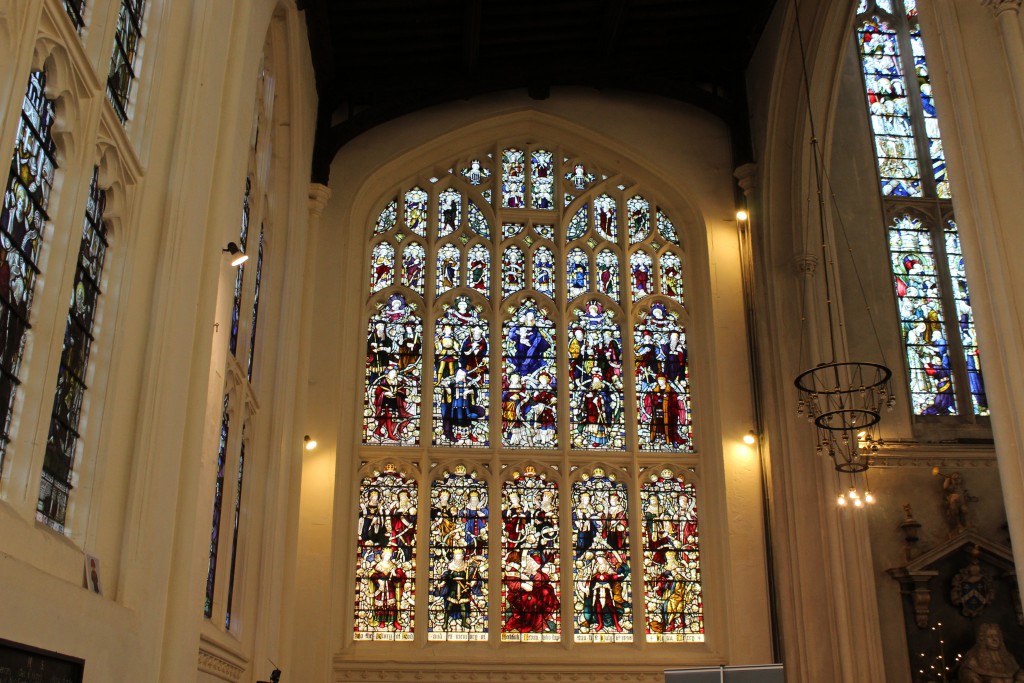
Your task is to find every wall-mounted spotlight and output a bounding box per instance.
[742,430,757,445]
[303,435,317,451]
[736,209,749,221]
[223,242,249,267]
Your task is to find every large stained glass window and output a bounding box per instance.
[0,70,58,470]
[428,466,488,640]
[501,467,560,641]
[107,0,147,123]
[855,0,987,417]
[572,469,631,642]
[354,465,418,640]
[204,395,230,617]
[357,145,702,645]
[642,470,703,642]
[37,167,109,532]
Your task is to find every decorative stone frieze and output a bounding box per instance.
[197,649,245,682]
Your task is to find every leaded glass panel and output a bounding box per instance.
[401,243,426,295]
[466,243,489,296]
[568,303,625,451]
[660,252,684,305]
[107,0,147,123]
[37,167,109,532]
[433,298,489,447]
[567,248,589,302]
[572,470,631,642]
[204,395,230,617]
[945,220,987,415]
[501,246,525,300]
[64,0,87,31]
[438,188,462,238]
[657,210,679,245]
[428,468,489,640]
[567,205,588,242]
[635,304,692,451]
[565,163,595,191]
[405,187,428,237]
[630,251,653,302]
[468,200,490,238]
[354,467,418,639]
[437,243,460,296]
[364,295,422,445]
[627,196,650,244]
[502,149,526,208]
[594,194,617,243]
[501,468,560,641]
[370,241,394,295]
[532,246,555,300]
[531,150,554,210]
[0,70,58,464]
[642,472,703,642]
[461,160,491,186]
[375,200,398,235]
[502,300,556,449]
[246,225,264,381]
[889,215,955,415]
[595,250,620,302]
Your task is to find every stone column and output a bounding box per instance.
[981,0,1024,133]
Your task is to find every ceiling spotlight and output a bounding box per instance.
[223,242,249,267]
[736,209,749,221]
[742,430,757,445]
[303,435,317,451]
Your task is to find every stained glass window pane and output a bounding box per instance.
[531,150,555,210]
[630,251,653,302]
[594,194,617,242]
[354,467,418,640]
[433,297,489,447]
[532,247,555,300]
[857,16,922,197]
[595,250,620,302]
[224,440,246,629]
[438,188,462,238]
[627,196,650,244]
[572,470,631,642]
[501,468,560,641]
[502,222,524,241]
[428,468,489,640]
[889,215,956,415]
[246,225,264,381]
[436,243,460,296]
[906,2,949,198]
[565,163,595,191]
[228,179,251,356]
[64,0,87,31]
[635,304,692,451]
[568,303,625,451]
[398,243,424,295]
[502,300,556,449]
[567,205,588,242]
[466,243,489,296]
[944,220,987,415]
[363,295,422,445]
[106,0,147,123]
[660,252,684,305]
[375,200,398,235]
[0,70,58,465]
[567,248,589,302]
[657,209,680,245]
[461,160,491,186]
[204,394,230,617]
[468,200,489,239]
[405,187,428,237]
[369,242,395,295]
[501,246,525,300]
[502,149,526,208]
[533,224,554,241]
[37,167,109,532]
[642,473,704,642]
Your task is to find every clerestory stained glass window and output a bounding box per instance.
[855,0,987,417]
[107,0,147,123]
[37,167,109,532]
[64,0,88,31]
[0,70,58,471]
[357,144,701,645]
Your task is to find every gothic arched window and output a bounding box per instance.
[355,144,704,645]
[106,0,148,123]
[855,0,988,417]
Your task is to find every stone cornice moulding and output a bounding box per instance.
[335,666,663,682]
[197,650,245,682]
